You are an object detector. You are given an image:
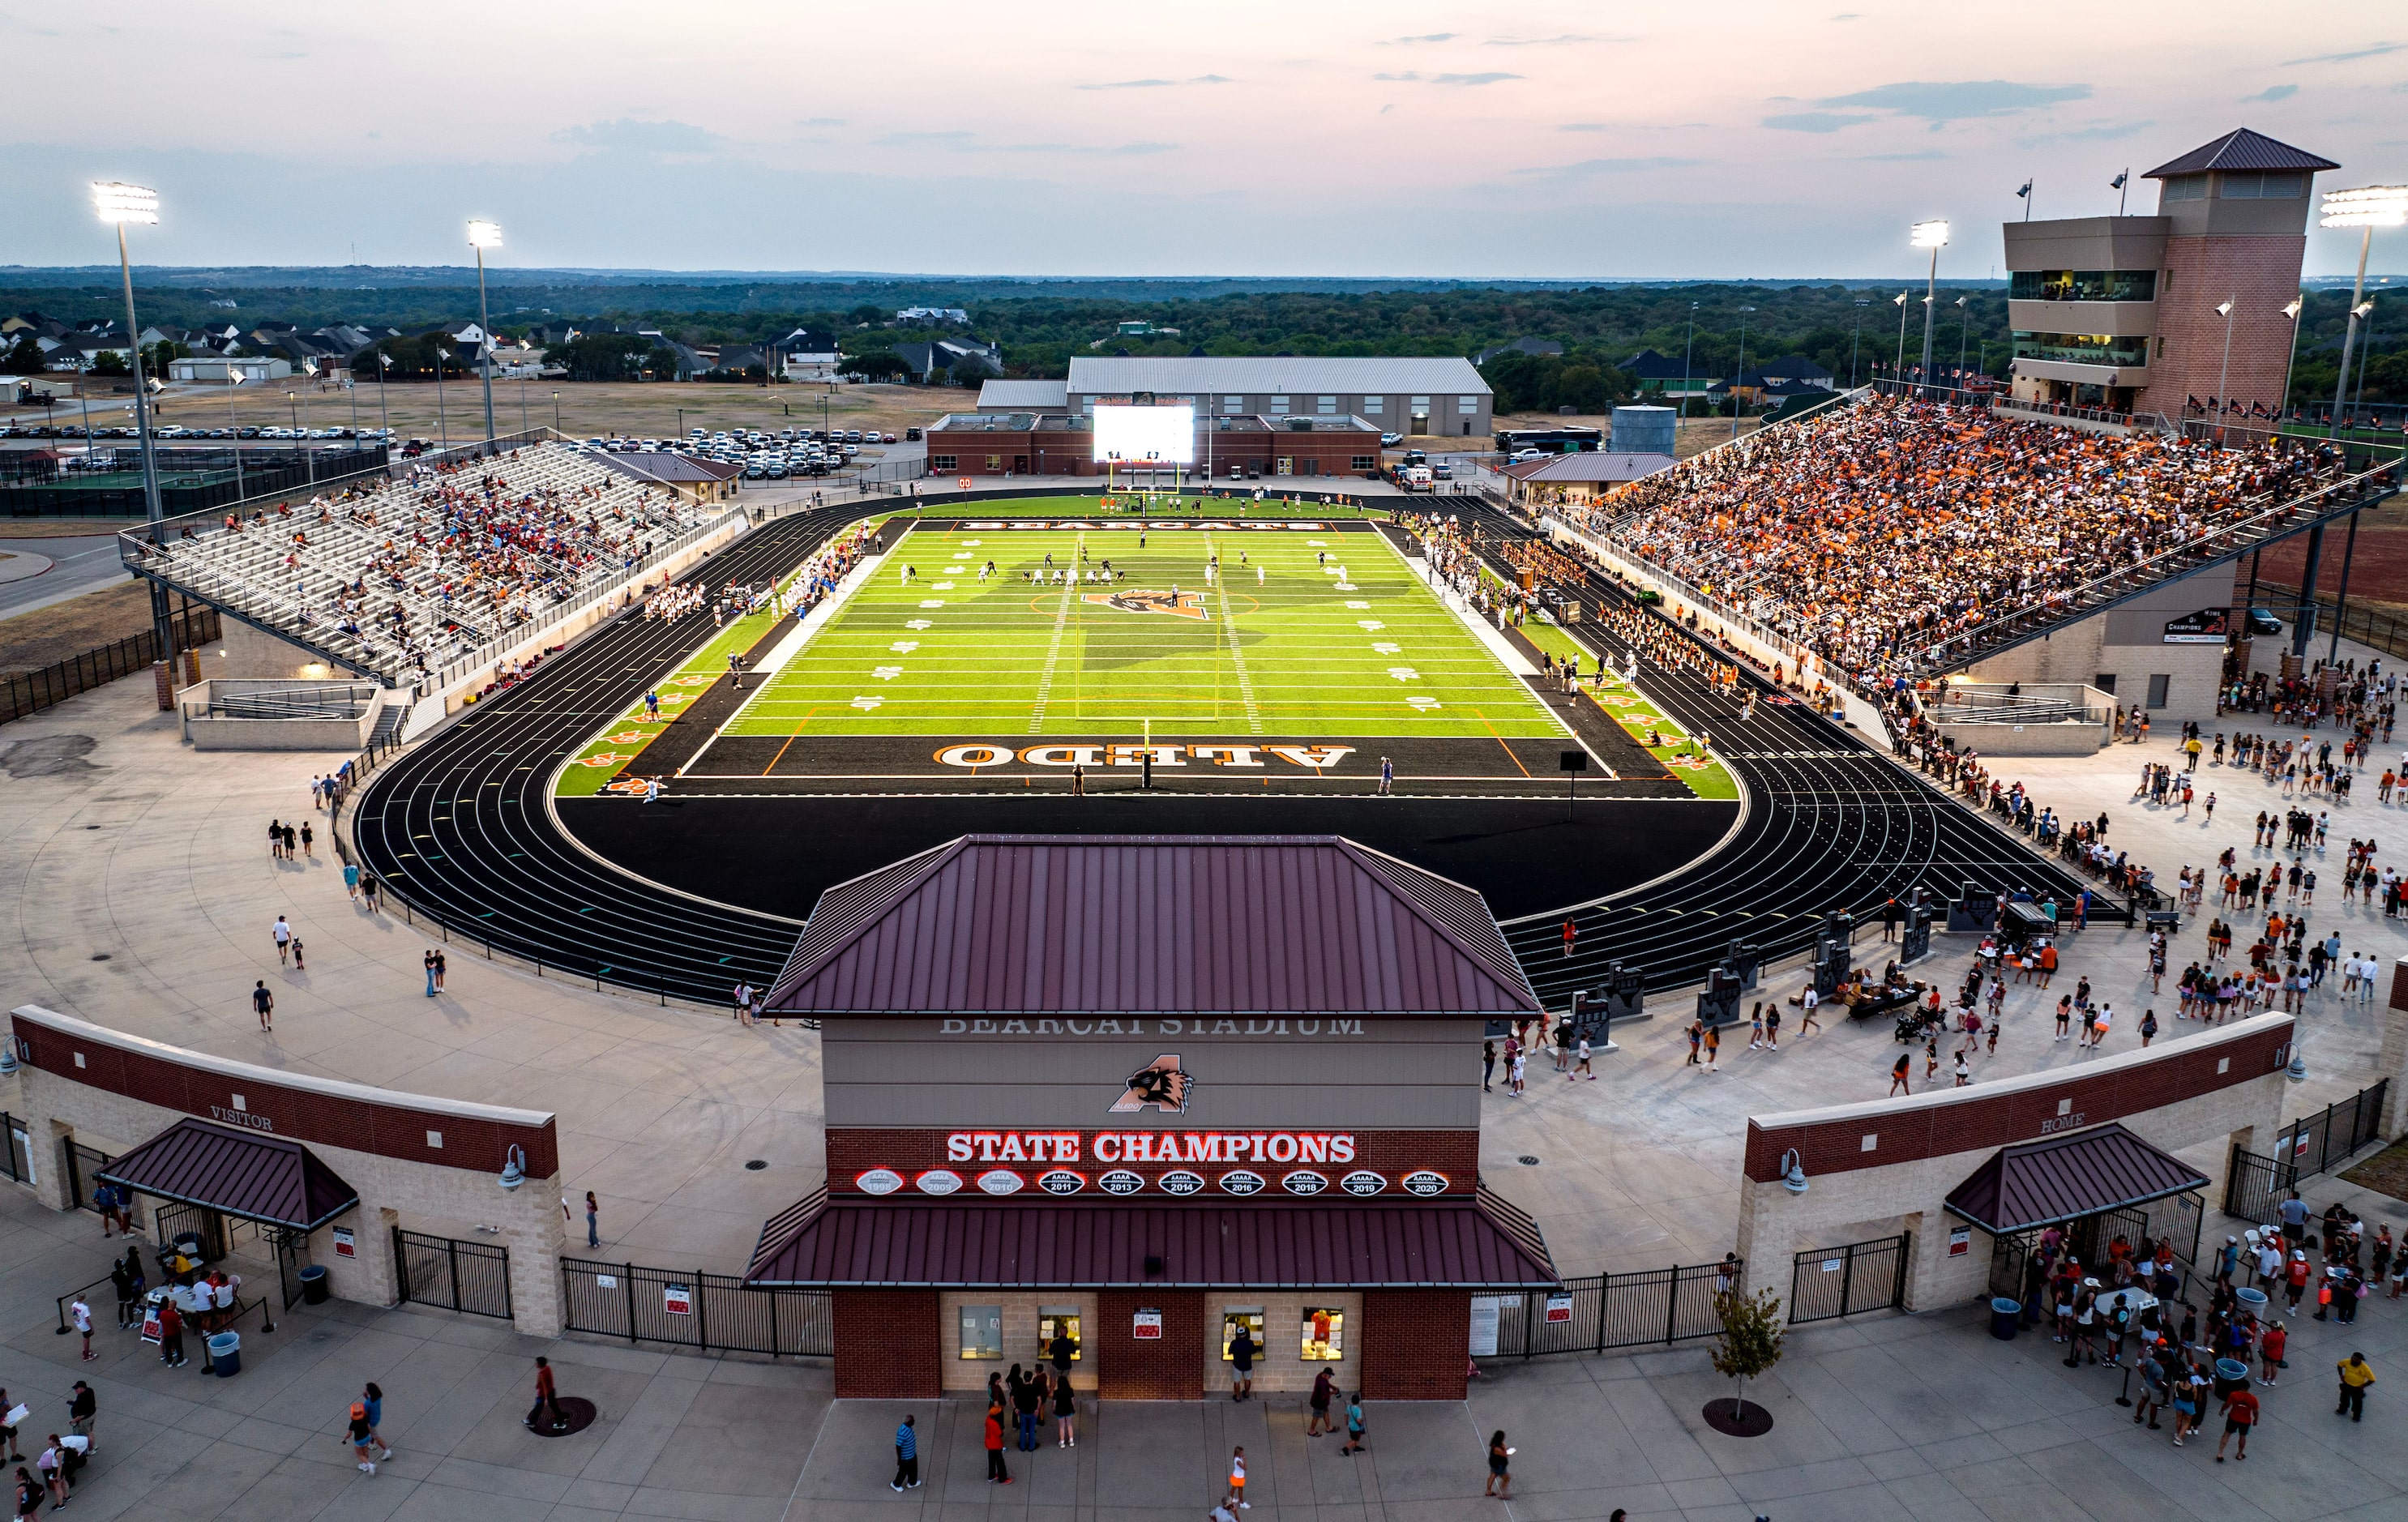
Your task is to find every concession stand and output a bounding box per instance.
[751,834,1561,1400]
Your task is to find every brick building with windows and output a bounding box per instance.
[924,411,1384,481]
[977,356,1493,438]
[2003,127,2339,418]
[746,834,1559,1401]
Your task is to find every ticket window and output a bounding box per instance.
[1037,1306,1082,1363]
[1220,1307,1265,1362]
[959,1305,1003,1362]
[1300,1306,1345,1362]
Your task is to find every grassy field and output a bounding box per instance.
[721,514,1563,742]
[1518,617,1739,800]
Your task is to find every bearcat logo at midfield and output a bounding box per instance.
[1084,588,1208,620]
[1111,1054,1193,1114]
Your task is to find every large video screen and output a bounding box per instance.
[1093,404,1195,464]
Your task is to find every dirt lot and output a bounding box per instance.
[0,579,157,678]
[2,379,965,447]
[2342,1136,2408,1204]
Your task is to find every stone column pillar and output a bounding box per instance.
[503,1170,569,1337]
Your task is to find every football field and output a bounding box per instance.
[720,519,1565,745]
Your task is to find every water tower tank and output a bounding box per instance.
[1611,405,1675,456]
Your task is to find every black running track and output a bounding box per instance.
[350,500,2106,1009]
[348,507,863,1004]
[1449,500,2112,1007]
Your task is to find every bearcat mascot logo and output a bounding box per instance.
[1084,588,1208,620]
[1110,1054,1194,1113]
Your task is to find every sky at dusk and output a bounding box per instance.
[4,1,2404,280]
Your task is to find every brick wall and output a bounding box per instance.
[1358,1289,1469,1400]
[1095,1289,1204,1399]
[2145,235,2307,417]
[11,1007,557,1177]
[1743,1015,2291,1181]
[832,1288,942,1399]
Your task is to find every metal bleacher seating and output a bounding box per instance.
[122,442,734,692]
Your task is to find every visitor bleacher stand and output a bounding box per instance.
[118,431,747,712]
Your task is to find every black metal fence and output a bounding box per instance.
[394,1229,513,1319]
[1,605,221,727]
[2,447,389,516]
[1790,1234,1912,1325]
[2225,1079,2391,1221]
[62,1140,117,1219]
[1487,1260,1735,1357]
[0,1113,32,1187]
[559,1258,832,1356]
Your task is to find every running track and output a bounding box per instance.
[349,500,2109,1010]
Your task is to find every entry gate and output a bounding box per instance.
[1789,1233,1911,1324]
[394,1229,513,1320]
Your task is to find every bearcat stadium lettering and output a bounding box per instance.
[945,1131,1357,1165]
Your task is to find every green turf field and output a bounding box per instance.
[721,520,1567,740]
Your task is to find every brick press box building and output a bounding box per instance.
[747,834,1559,1401]
[922,411,1384,481]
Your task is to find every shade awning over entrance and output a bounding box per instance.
[96,1118,361,1232]
[745,1187,1559,1291]
[1943,1122,2209,1235]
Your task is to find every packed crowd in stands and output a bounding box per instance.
[128,444,724,686]
[1553,395,2360,686]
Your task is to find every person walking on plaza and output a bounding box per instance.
[1341,1392,1366,1455]
[358,1384,391,1461]
[0,1391,19,1464]
[272,916,293,964]
[1053,1365,1077,1447]
[2215,1378,2258,1461]
[1225,1446,1248,1509]
[584,1191,599,1249]
[890,1414,918,1491]
[1702,1021,1720,1071]
[108,1253,139,1329]
[344,861,360,902]
[422,950,438,999]
[1890,1052,1911,1096]
[1482,1039,1496,1090]
[345,1400,379,1475]
[1308,1365,1336,1435]
[1484,1431,1512,1499]
[68,1296,91,1362]
[64,1387,91,1448]
[524,1356,565,1432]
[2337,1352,2375,1421]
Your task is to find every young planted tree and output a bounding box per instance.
[1708,1287,1785,1429]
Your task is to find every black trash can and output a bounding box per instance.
[1989,1298,2020,1340]
[298,1263,330,1306]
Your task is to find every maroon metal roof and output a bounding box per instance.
[96,1118,360,1232]
[766,835,1541,1017]
[1942,1122,2208,1235]
[744,1186,1559,1289]
[2145,128,2338,178]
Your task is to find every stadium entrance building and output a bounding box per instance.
[747,834,1559,1400]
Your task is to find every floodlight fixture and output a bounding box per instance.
[1910,219,1950,249]
[466,219,503,248]
[92,182,158,224]
[2320,185,2408,229]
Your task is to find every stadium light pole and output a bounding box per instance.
[1892,290,1910,390]
[2213,301,2235,442]
[223,370,246,500]
[2351,299,2378,423]
[434,347,451,452]
[1953,295,1970,387]
[1680,302,1698,421]
[2318,185,2408,440]
[1731,306,1756,440]
[2278,297,2303,425]
[94,182,177,664]
[376,351,391,440]
[1850,297,1869,390]
[1911,220,1949,400]
[467,220,502,445]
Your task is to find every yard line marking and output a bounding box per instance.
[1209,535,1265,734]
[1026,532,1083,732]
[760,708,828,775]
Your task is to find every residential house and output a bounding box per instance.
[1623,348,1712,395]
[893,338,1003,385]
